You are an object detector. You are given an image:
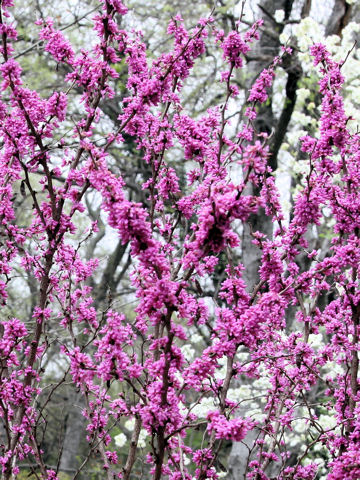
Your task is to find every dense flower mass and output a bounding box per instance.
[0,1,359,479]
[207,411,254,441]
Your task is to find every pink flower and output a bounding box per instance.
[207,411,254,441]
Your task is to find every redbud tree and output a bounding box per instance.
[0,0,359,479]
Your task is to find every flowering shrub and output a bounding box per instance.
[0,1,360,479]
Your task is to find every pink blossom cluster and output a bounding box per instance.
[207,411,254,441]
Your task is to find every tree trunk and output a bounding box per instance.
[59,390,86,474]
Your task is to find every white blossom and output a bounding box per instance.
[274,9,285,23]
[114,433,127,448]
[138,429,148,448]
[181,344,195,361]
